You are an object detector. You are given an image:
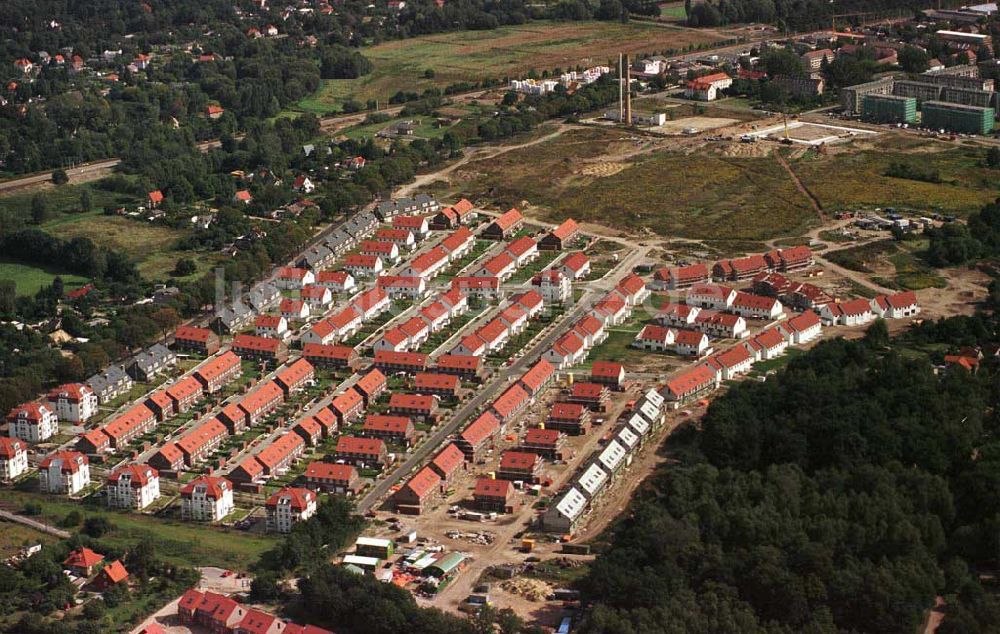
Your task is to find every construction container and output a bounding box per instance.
[521,538,535,553]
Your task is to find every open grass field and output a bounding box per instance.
[791,135,1000,217]
[0,520,58,558]
[659,2,688,19]
[0,490,276,571]
[824,238,946,291]
[0,260,89,296]
[37,211,212,281]
[452,127,817,249]
[0,183,136,219]
[297,21,729,113]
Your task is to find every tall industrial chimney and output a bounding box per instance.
[624,53,632,126]
[618,52,624,123]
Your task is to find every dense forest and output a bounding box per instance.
[687,0,957,30]
[577,318,1000,633]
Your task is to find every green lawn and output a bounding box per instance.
[0,260,89,296]
[659,2,687,18]
[294,21,726,113]
[0,490,276,571]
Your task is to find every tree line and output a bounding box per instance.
[576,320,1000,633]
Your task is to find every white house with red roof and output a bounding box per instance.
[440,288,469,316]
[180,476,234,522]
[534,269,572,303]
[454,333,487,357]
[663,364,719,405]
[633,324,674,352]
[544,332,587,369]
[687,283,737,310]
[47,383,98,423]
[745,327,788,361]
[558,252,591,280]
[378,275,428,300]
[656,302,700,328]
[293,175,314,193]
[695,311,748,339]
[360,240,400,264]
[279,298,310,322]
[343,254,383,278]
[819,298,875,327]
[572,314,607,347]
[0,437,28,481]
[315,270,356,294]
[730,291,785,320]
[439,227,474,260]
[352,287,391,321]
[614,274,650,306]
[704,346,753,381]
[275,267,314,290]
[451,276,501,300]
[419,301,451,332]
[392,214,431,238]
[265,487,316,533]
[499,304,529,335]
[401,246,450,279]
[476,319,510,352]
[106,464,160,510]
[674,329,712,357]
[255,315,288,340]
[505,236,539,267]
[779,310,822,344]
[685,72,732,100]
[40,450,90,494]
[476,253,517,282]
[6,402,58,442]
[375,329,411,354]
[376,227,417,251]
[870,291,920,319]
[300,285,333,309]
[591,294,629,326]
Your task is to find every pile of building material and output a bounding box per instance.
[501,578,552,602]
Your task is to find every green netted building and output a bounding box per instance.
[861,94,917,124]
[921,101,995,135]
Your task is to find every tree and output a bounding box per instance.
[30,195,49,224]
[51,169,68,185]
[172,258,197,277]
[760,47,805,77]
[986,147,1000,169]
[898,45,930,73]
[82,516,114,538]
[80,189,92,212]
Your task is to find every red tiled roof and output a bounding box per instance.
[414,372,460,391]
[460,411,500,446]
[664,365,717,397]
[64,547,104,569]
[180,475,231,499]
[506,236,537,257]
[500,450,539,471]
[550,218,579,240]
[524,427,560,446]
[108,464,158,487]
[519,359,555,393]
[436,354,481,372]
[195,351,241,385]
[265,487,315,511]
[304,461,356,481]
[330,387,364,416]
[550,402,585,420]
[175,325,214,343]
[336,435,385,456]
[492,208,523,231]
[403,466,441,498]
[303,343,355,361]
[233,334,283,353]
[432,442,465,477]
[363,414,412,433]
[560,252,590,272]
[389,393,437,411]
[492,383,529,419]
[375,349,428,368]
[591,361,624,379]
[474,477,512,498]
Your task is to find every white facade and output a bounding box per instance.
[181,482,234,522]
[49,385,98,423]
[106,467,161,510]
[8,405,58,443]
[0,439,28,481]
[39,454,91,495]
